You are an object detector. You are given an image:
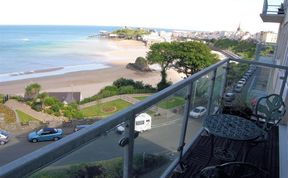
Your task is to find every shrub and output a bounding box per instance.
[9,95,24,102]
[25,83,41,99]
[73,111,84,119]
[43,97,57,106]
[37,92,48,100]
[80,78,156,104]
[31,102,42,111]
[113,78,135,88]
[157,80,172,91]
[50,104,60,112]
[119,85,134,94]
[30,154,168,178]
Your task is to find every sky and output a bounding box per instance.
[0,0,280,33]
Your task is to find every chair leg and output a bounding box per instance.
[174,161,188,174]
[206,134,214,166]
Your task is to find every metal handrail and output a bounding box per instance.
[0,58,288,178]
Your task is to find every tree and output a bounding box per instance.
[25,83,41,99]
[174,41,219,77]
[112,28,149,39]
[146,42,176,90]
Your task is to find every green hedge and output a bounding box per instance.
[30,154,168,178]
[80,78,156,104]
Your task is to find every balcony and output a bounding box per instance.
[260,0,285,23]
[0,58,287,178]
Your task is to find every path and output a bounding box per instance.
[4,100,64,127]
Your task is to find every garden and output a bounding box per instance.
[81,99,132,118]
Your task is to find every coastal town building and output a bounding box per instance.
[257,31,278,43]
[47,92,82,104]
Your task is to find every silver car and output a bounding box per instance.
[0,130,9,145]
[223,92,235,102]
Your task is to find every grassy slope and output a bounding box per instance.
[15,110,37,124]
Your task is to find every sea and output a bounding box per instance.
[0,25,122,82]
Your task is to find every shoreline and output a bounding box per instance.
[0,64,183,99]
[0,63,110,83]
[0,39,224,99]
[0,39,184,98]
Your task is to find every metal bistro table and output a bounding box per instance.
[203,114,266,162]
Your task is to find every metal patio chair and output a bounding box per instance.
[200,162,267,178]
[253,94,286,131]
[242,94,286,163]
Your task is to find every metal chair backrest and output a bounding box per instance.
[200,162,267,178]
[255,94,286,130]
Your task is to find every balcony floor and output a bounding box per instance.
[172,127,279,178]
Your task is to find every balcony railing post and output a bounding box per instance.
[123,112,135,178]
[221,61,230,97]
[280,69,288,97]
[178,82,193,160]
[263,0,268,14]
[255,43,262,61]
[207,69,218,115]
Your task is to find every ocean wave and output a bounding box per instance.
[20,38,30,41]
[0,63,110,83]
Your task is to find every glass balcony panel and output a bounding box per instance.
[132,86,188,177]
[257,44,277,63]
[29,125,125,178]
[184,72,214,149]
[224,62,284,116]
[211,63,227,114]
[266,0,284,15]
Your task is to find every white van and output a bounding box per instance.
[117,113,152,133]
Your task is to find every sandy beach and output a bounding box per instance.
[0,40,184,98]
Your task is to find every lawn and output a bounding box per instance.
[134,96,185,109]
[158,96,185,109]
[81,99,132,118]
[133,96,148,101]
[16,110,37,125]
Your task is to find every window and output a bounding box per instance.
[136,121,144,125]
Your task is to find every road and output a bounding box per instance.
[0,113,203,168]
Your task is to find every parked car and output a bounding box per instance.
[236,83,244,88]
[74,125,90,132]
[28,128,63,143]
[189,106,207,118]
[234,85,242,93]
[0,130,9,145]
[237,80,245,85]
[239,78,246,83]
[223,92,235,102]
[116,123,125,134]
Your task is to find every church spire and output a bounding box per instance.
[237,23,242,32]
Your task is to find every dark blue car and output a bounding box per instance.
[28,128,63,143]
